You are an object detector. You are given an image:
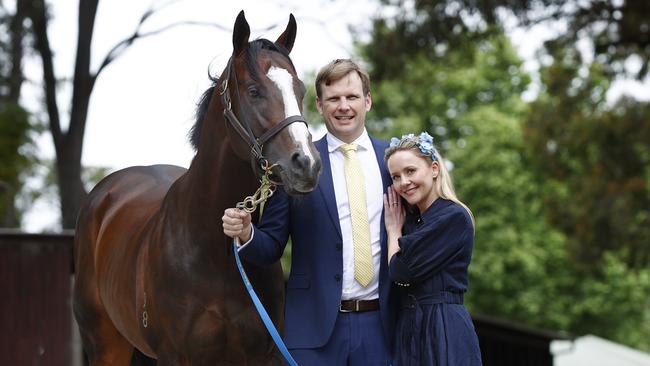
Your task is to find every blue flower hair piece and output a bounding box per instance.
[389,131,438,161]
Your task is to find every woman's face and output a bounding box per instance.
[387,149,439,212]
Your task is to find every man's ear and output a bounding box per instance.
[365,92,372,112]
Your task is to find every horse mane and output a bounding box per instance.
[189,39,294,150]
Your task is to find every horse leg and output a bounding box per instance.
[74,237,134,364]
[75,275,154,366]
[74,279,135,365]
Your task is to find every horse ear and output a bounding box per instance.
[275,13,297,53]
[232,10,250,57]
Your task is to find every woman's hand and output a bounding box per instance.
[384,185,405,263]
[383,185,405,235]
[222,208,252,242]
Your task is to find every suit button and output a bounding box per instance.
[335,243,342,251]
[334,274,341,282]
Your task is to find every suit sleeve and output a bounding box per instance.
[389,210,472,284]
[239,187,291,265]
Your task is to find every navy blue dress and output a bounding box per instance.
[389,198,482,366]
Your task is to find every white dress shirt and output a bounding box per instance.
[327,130,383,301]
[241,129,383,301]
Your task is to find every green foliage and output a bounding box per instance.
[524,48,650,270]
[518,47,650,347]
[0,102,39,226]
[364,32,530,146]
[447,103,568,328]
[448,104,650,351]
[281,239,291,276]
[82,165,111,192]
[0,4,10,84]
[372,0,650,79]
[364,0,500,81]
[301,70,321,127]
[569,254,650,349]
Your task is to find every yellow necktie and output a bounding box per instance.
[340,143,374,287]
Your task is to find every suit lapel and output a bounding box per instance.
[370,135,391,189]
[315,137,342,239]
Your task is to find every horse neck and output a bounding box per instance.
[172,97,259,235]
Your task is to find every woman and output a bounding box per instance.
[383,132,482,366]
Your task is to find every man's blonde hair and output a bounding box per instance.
[315,59,371,98]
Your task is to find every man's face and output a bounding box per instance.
[316,72,372,143]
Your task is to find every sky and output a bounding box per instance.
[20,0,650,231]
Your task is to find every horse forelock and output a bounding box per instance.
[246,39,294,82]
[188,39,295,151]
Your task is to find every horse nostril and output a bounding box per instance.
[291,151,309,169]
[291,151,320,175]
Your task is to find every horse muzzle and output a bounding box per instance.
[276,149,322,195]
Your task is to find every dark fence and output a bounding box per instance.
[1,231,568,366]
[473,313,569,366]
[0,230,75,366]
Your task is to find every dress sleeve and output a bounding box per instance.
[389,209,472,284]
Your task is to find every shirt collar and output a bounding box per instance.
[327,129,372,153]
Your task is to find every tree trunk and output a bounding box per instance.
[9,0,27,102]
[27,0,99,229]
[56,142,87,229]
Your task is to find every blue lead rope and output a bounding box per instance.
[232,241,299,366]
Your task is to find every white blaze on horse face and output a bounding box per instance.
[267,66,316,162]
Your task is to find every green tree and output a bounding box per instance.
[524,47,650,269]
[0,104,39,227]
[446,103,567,325]
[0,1,40,227]
[363,31,530,146]
[369,0,650,79]
[448,103,650,350]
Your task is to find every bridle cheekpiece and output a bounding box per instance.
[219,56,308,183]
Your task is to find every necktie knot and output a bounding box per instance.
[340,143,358,155]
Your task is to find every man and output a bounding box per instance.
[223,59,393,365]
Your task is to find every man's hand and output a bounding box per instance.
[222,208,253,243]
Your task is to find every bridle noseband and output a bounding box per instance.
[219,57,308,181]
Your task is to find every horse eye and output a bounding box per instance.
[247,86,261,98]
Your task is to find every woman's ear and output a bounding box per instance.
[431,160,440,179]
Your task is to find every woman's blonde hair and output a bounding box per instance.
[385,133,475,226]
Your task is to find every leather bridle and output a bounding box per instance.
[219,56,308,181]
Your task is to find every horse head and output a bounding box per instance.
[220,11,322,195]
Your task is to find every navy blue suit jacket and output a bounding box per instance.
[240,134,394,349]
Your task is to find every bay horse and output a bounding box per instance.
[73,11,322,365]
